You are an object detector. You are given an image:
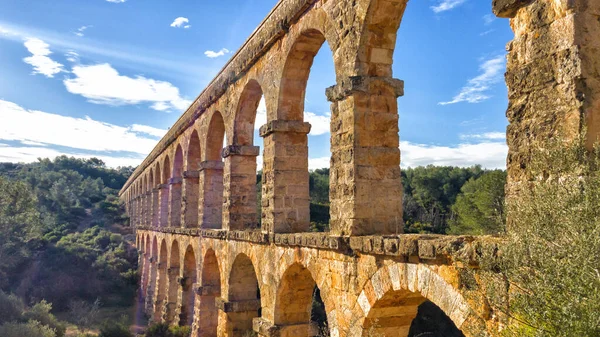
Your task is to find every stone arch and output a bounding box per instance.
[180,245,197,326]
[152,164,161,227]
[170,145,184,228]
[226,253,261,336]
[145,236,159,314]
[274,263,329,337]
[183,130,202,228]
[197,249,221,337]
[233,79,263,146]
[278,28,335,121]
[350,263,477,337]
[165,239,181,324]
[153,238,169,322]
[159,155,171,227]
[200,111,226,229]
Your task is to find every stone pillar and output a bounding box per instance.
[158,184,169,228]
[260,120,311,233]
[216,298,261,337]
[179,277,196,326]
[144,191,152,227]
[153,262,168,322]
[222,145,261,231]
[493,0,600,206]
[194,285,220,337]
[152,187,160,228]
[145,256,157,314]
[164,267,181,324]
[325,76,405,236]
[182,171,200,228]
[141,252,150,295]
[198,160,225,229]
[168,177,183,228]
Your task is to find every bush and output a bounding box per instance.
[22,300,66,337]
[0,291,24,324]
[144,323,190,337]
[0,320,56,337]
[98,316,133,337]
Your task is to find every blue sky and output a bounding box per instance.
[0,0,512,169]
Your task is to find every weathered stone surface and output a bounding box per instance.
[120,0,599,335]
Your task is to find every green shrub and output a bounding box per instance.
[98,317,133,337]
[0,291,24,324]
[144,323,190,337]
[0,320,56,337]
[22,300,66,337]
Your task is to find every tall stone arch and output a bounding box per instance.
[183,129,202,228]
[170,145,184,228]
[200,111,226,229]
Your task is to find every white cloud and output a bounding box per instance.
[65,50,79,63]
[106,0,126,3]
[439,55,505,105]
[0,99,161,155]
[460,132,505,141]
[22,37,64,77]
[63,63,191,111]
[400,141,507,169]
[483,14,496,25]
[253,97,330,135]
[130,124,167,138]
[305,112,330,135]
[0,145,142,168]
[431,0,467,13]
[74,25,91,37]
[204,48,230,58]
[170,17,189,28]
[309,157,330,170]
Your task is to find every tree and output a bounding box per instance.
[497,138,600,336]
[449,170,506,235]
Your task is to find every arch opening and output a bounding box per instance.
[269,28,335,233]
[275,263,329,337]
[197,249,221,337]
[165,240,180,324]
[362,289,463,337]
[180,245,197,326]
[153,239,168,322]
[184,130,202,228]
[159,156,171,227]
[145,237,159,314]
[227,254,261,336]
[170,145,184,228]
[201,112,226,229]
[226,79,264,230]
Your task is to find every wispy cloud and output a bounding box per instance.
[63,63,191,112]
[483,14,496,25]
[65,50,79,63]
[459,132,506,141]
[0,99,162,156]
[170,17,190,29]
[22,37,64,77]
[130,124,167,138]
[431,0,467,13]
[204,48,230,58]
[439,55,505,105]
[400,141,507,169]
[74,25,92,37]
[106,0,126,3]
[254,97,330,135]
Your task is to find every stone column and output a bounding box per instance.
[151,187,160,228]
[145,256,157,314]
[141,252,150,295]
[222,145,261,231]
[164,267,181,324]
[194,285,220,337]
[325,76,405,236]
[153,262,168,322]
[158,184,169,228]
[182,170,200,228]
[493,0,600,206]
[259,120,311,233]
[216,298,261,337]
[168,177,183,228]
[198,160,225,229]
[144,191,152,227]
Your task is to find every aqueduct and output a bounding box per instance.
[120,0,600,336]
